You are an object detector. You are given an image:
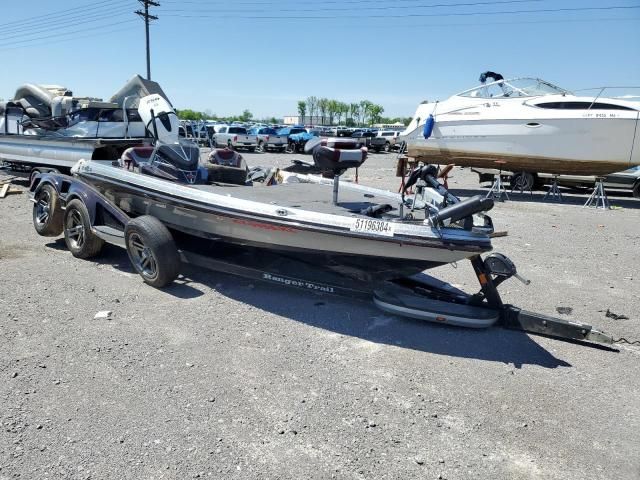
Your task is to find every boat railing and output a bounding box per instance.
[572,86,640,109]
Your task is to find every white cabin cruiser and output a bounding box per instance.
[402,72,640,176]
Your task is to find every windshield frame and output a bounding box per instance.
[457,77,571,99]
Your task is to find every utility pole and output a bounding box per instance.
[135,0,160,80]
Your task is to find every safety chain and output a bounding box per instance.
[613,337,640,346]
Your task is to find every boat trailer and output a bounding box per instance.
[177,243,614,347]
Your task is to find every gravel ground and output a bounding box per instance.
[1,151,639,480]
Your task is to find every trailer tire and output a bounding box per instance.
[125,216,180,288]
[33,184,64,237]
[510,172,536,191]
[63,199,104,259]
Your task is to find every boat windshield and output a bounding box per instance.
[458,78,570,99]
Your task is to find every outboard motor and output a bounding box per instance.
[139,141,205,184]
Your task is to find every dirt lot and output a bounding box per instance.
[1,152,639,480]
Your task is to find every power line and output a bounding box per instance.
[1,8,134,40]
[135,0,160,80]
[0,19,139,48]
[160,5,640,20]
[0,24,139,52]
[1,2,133,35]
[160,0,543,12]
[0,0,131,28]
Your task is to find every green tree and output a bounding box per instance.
[239,109,253,122]
[359,100,374,126]
[306,96,318,124]
[327,99,339,125]
[349,103,360,126]
[369,104,384,125]
[297,101,307,125]
[317,97,329,125]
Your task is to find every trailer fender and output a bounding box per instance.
[30,173,130,240]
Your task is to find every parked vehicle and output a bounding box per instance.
[212,126,258,151]
[351,130,376,148]
[286,130,316,153]
[370,130,402,152]
[248,127,287,152]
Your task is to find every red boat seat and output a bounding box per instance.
[120,146,155,170]
[312,146,367,174]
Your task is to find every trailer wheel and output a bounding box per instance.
[33,184,64,237]
[125,216,180,287]
[510,172,535,191]
[63,199,104,259]
[633,181,640,199]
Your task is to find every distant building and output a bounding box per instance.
[283,115,326,126]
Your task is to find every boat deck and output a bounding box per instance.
[191,181,415,218]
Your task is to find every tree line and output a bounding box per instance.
[176,108,279,125]
[297,97,410,127]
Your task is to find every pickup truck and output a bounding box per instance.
[370,130,402,152]
[248,127,287,152]
[212,126,258,151]
[350,130,376,148]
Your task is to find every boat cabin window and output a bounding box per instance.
[67,107,101,125]
[535,101,636,111]
[98,109,124,122]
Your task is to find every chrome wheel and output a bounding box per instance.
[127,232,158,280]
[34,190,52,227]
[65,209,85,249]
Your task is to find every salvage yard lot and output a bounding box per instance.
[1,152,639,479]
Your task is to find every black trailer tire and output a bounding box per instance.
[633,181,640,199]
[510,171,536,191]
[124,216,180,288]
[63,199,104,259]
[33,184,64,237]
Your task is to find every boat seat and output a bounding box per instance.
[312,145,367,175]
[205,148,248,185]
[120,146,155,170]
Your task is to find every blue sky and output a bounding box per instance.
[0,0,638,119]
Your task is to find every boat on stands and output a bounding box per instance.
[401,72,640,176]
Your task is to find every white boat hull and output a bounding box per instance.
[407,116,639,175]
[403,78,640,176]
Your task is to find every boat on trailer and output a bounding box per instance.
[28,92,615,346]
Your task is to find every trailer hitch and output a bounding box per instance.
[470,254,614,346]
